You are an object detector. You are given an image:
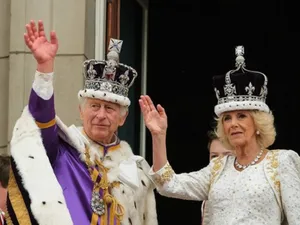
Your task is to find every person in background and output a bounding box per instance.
[0,155,9,225]
[201,130,233,224]
[207,130,233,160]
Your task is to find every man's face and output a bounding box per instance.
[79,98,128,144]
[209,139,233,160]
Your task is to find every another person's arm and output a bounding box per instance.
[149,161,211,200]
[139,95,168,171]
[139,95,210,200]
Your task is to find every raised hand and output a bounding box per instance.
[24,20,58,65]
[139,95,168,136]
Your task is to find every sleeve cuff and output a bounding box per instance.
[32,70,54,100]
[148,161,175,186]
[35,118,56,129]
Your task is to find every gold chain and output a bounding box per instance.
[84,145,124,223]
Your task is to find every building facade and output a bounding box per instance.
[0,0,148,156]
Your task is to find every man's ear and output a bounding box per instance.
[119,111,129,126]
[79,105,84,120]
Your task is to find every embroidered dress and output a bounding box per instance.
[149,150,300,225]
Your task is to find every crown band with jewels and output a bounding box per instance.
[212,46,270,116]
[78,38,138,107]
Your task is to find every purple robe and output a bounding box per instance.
[7,82,158,225]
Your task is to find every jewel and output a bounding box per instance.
[100,81,112,92]
[235,149,264,170]
[91,192,106,216]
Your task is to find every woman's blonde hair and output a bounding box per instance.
[215,110,276,149]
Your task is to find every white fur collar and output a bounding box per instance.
[56,113,142,191]
[10,106,73,225]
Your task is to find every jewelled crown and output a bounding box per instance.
[212,46,269,116]
[78,38,138,107]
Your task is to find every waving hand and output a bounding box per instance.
[24,20,58,64]
[139,95,168,136]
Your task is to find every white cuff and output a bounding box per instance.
[148,161,175,187]
[148,161,170,176]
[32,70,54,100]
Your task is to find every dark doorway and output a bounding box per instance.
[146,1,299,224]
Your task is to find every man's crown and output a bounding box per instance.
[78,38,138,106]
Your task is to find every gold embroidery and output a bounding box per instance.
[272,160,279,168]
[269,150,281,192]
[154,163,175,186]
[210,155,224,188]
[6,168,31,225]
[213,162,221,171]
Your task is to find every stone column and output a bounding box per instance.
[7,0,95,145]
[0,0,11,155]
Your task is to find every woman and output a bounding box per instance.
[139,46,300,225]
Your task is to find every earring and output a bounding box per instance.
[256,130,260,135]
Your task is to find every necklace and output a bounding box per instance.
[234,148,264,170]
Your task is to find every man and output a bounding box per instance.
[201,130,233,224]
[6,20,157,225]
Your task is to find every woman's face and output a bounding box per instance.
[222,110,257,148]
